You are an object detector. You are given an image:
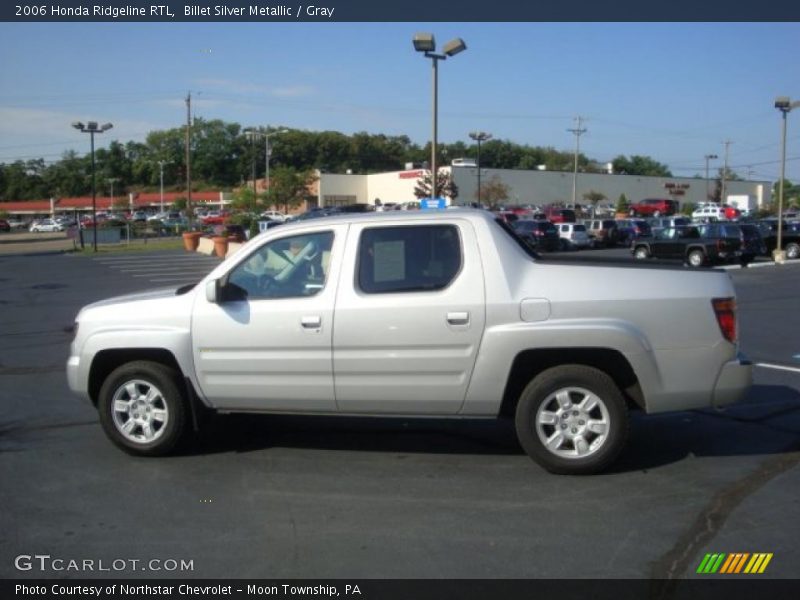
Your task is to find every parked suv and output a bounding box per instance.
[512,219,561,251]
[543,207,576,224]
[585,219,620,247]
[632,225,742,267]
[557,223,591,249]
[615,219,652,245]
[629,198,678,218]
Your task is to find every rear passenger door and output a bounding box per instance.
[332,220,485,414]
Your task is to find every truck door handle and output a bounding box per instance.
[301,316,322,328]
[446,311,470,326]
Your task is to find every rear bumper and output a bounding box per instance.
[712,353,753,408]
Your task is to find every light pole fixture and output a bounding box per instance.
[107,177,120,212]
[413,32,467,204]
[774,96,800,262]
[156,160,171,213]
[244,127,290,203]
[704,154,718,201]
[72,120,113,252]
[469,131,492,206]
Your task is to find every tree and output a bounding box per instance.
[582,190,607,215]
[477,176,510,207]
[616,193,630,214]
[413,169,459,201]
[231,186,260,214]
[612,155,672,177]
[268,167,318,214]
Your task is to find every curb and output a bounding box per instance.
[720,259,800,271]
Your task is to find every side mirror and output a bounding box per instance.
[205,279,219,304]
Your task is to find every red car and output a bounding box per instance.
[629,198,678,218]
[0,219,10,232]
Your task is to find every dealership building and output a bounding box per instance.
[316,165,772,211]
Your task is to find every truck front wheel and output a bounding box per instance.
[515,365,629,475]
[97,361,188,456]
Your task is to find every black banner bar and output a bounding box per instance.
[2,1,800,22]
[4,579,800,600]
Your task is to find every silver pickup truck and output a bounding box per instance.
[66,210,752,474]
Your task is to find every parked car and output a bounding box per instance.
[260,210,288,222]
[0,219,10,232]
[585,219,620,247]
[543,207,577,224]
[694,205,742,222]
[631,225,742,267]
[647,216,691,235]
[756,220,800,259]
[736,223,767,263]
[130,211,148,222]
[615,219,652,245]
[511,219,561,251]
[629,198,678,218]
[29,218,64,233]
[67,209,752,474]
[556,223,591,250]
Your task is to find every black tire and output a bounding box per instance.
[633,246,649,260]
[786,243,800,260]
[514,365,629,475]
[687,249,705,268]
[97,360,188,456]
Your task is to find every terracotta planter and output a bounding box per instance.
[212,236,229,258]
[182,231,202,252]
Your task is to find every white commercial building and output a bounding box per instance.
[315,166,771,211]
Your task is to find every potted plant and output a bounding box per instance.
[182,230,203,252]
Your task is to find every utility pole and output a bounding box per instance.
[185,92,193,227]
[721,140,732,205]
[704,154,718,201]
[568,116,587,207]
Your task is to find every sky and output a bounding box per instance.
[0,21,799,182]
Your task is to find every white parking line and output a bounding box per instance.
[755,362,800,374]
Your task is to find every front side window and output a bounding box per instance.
[358,225,462,294]
[225,231,334,300]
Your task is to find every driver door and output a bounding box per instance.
[191,226,345,412]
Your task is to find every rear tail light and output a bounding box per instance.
[712,298,737,343]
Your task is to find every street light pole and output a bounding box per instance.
[72,121,113,252]
[774,96,800,262]
[244,128,289,207]
[156,160,170,213]
[413,33,467,205]
[107,177,119,212]
[469,131,492,206]
[704,153,718,201]
[568,116,587,207]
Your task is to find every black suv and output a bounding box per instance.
[631,225,742,267]
[756,220,800,260]
[512,220,561,251]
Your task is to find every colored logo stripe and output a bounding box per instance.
[697,552,773,574]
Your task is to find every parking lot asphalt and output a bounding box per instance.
[0,248,798,581]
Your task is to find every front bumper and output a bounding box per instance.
[66,355,91,403]
[712,353,753,408]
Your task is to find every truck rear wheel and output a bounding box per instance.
[633,246,649,259]
[97,360,188,456]
[515,365,629,475]
[786,243,799,260]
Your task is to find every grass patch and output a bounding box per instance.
[69,238,186,254]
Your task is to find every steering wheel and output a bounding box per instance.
[256,273,276,295]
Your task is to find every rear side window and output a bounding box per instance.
[358,225,462,294]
